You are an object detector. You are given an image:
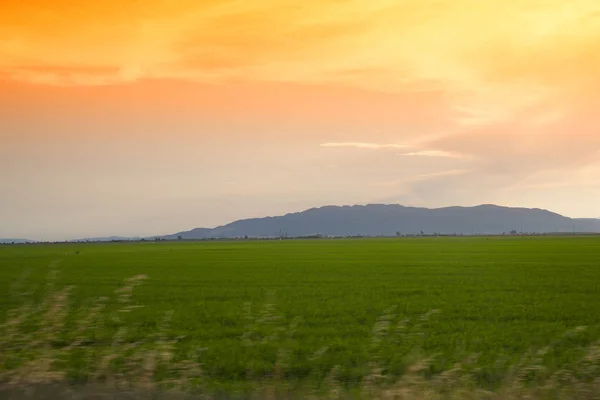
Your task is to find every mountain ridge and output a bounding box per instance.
[0,238,35,244]
[10,204,596,243]
[162,204,600,239]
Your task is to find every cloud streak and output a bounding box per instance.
[400,150,464,158]
[320,143,466,158]
[320,142,407,149]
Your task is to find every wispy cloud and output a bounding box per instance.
[415,169,472,179]
[320,142,407,149]
[320,142,466,158]
[400,150,464,158]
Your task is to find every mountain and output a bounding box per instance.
[164,204,600,239]
[70,236,143,242]
[0,238,35,244]
[162,228,212,240]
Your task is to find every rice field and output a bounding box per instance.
[1,236,600,396]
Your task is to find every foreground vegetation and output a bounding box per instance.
[1,237,600,398]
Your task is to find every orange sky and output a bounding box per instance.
[1,0,600,240]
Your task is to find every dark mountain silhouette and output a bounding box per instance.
[163,204,600,239]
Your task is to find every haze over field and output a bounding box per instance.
[2,1,600,240]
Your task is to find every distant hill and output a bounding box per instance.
[162,228,212,240]
[70,236,143,242]
[0,238,35,244]
[164,204,600,239]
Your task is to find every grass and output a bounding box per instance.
[1,237,600,398]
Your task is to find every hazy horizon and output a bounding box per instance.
[2,1,600,241]
[2,202,599,242]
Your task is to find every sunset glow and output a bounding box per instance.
[2,0,600,240]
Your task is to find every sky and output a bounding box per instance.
[1,0,600,240]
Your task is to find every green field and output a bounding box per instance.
[1,237,600,392]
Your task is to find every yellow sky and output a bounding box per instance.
[3,0,600,118]
[1,0,600,239]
